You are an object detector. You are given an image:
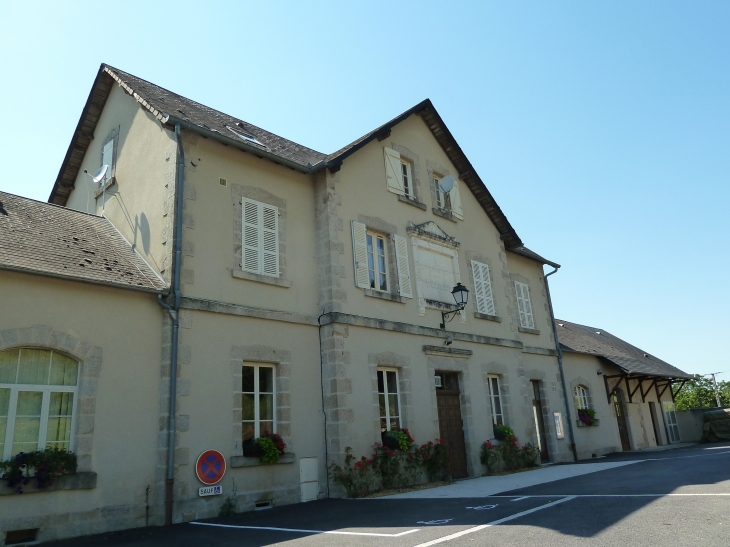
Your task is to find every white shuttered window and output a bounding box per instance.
[242,198,279,277]
[393,234,413,298]
[514,281,535,329]
[471,261,495,316]
[351,221,370,289]
[383,148,405,195]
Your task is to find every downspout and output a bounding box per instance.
[544,267,579,462]
[157,123,185,525]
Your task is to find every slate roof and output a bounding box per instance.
[0,191,166,292]
[556,319,690,379]
[49,64,559,268]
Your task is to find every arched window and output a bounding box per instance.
[574,385,589,410]
[0,348,79,460]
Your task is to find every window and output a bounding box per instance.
[366,232,388,292]
[487,375,503,426]
[101,140,114,183]
[242,364,275,442]
[0,348,79,460]
[377,368,401,431]
[471,261,496,316]
[401,161,414,199]
[574,385,589,409]
[242,198,279,277]
[433,176,444,209]
[514,281,535,329]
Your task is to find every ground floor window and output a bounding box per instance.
[574,385,589,409]
[377,368,401,431]
[487,374,503,425]
[0,348,78,460]
[242,363,276,441]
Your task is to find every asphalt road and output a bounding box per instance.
[49,443,730,547]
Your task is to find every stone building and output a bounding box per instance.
[0,64,689,544]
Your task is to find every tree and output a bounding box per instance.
[675,374,730,410]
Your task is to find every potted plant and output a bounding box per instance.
[243,432,286,463]
[577,408,598,426]
[492,424,515,441]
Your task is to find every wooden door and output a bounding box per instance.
[531,381,549,462]
[648,402,662,446]
[613,393,631,451]
[436,373,468,479]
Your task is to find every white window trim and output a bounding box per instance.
[487,374,504,426]
[433,176,445,210]
[366,231,389,293]
[401,160,414,199]
[242,363,276,440]
[377,367,402,431]
[471,260,496,316]
[574,386,589,410]
[0,349,79,461]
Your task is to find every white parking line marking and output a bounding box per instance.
[417,519,452,525]
[511,496,529,501]
[412,497,576,546]
[488,493,730,498]
[466,505,497,510]
[190,522,420,537]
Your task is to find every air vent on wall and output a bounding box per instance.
[219,178,227,186]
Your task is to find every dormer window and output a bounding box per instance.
[226,126,265,147]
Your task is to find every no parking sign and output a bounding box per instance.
[196,449,226,486]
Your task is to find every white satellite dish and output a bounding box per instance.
[91,165,109,184]
[439,175,455,193]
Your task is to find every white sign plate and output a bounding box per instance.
[554,412,565,439]
[199,485,223,497]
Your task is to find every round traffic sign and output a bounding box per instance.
[195,450,226,485]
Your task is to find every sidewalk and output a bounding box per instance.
[380,460,640,499]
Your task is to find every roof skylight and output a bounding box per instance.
[226,125,264,147]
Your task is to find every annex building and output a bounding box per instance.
[0,64,690,545]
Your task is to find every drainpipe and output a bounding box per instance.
[157,123,185,525]
[544,267,578,462]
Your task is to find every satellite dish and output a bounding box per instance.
[91,165,108,184]
[439,175,455,193]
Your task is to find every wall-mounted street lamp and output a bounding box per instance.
[440,283,469,329]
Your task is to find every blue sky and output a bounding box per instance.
[1,1,728,376]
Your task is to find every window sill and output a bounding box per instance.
[93,177,116,198]
[232,269,292,288]
[432,207,457,223]
[363,289,405,303]
[518,327,540,335]
[474,312,501,322]
[230,453,296,468]
[0,472,97,496]
[398,195,427,210]
[576,420,600,427]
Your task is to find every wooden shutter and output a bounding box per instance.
[261,204,279,277]
[393,234,413,298]
[383,148,405,195]
[471,261,495,315]
[351,221,369,289]
[242,199,279,277]
[515,281,535,329]
[102,140,114,181]
[450,178,463,220]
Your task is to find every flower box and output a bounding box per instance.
[576,419,600,427]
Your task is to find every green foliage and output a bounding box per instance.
[382,427,414,451]
[0,448,77,493]
[577,408,597,426]
[417,439,450,481]
[493,424,515,440]
[675,375,730,410]
[481,435,539,474]
[218,478,237,517]
[255,437,281,464]
[329,447,379,498]
[372,444,421,489]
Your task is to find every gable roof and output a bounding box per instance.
[49,64,558,267]
[556,319,689,379]
[0,191,166,293]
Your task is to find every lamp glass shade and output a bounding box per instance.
[451,283,469,306]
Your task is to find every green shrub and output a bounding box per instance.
[329,448,379,497]
[417,439,450,481]
[255,437,281,464]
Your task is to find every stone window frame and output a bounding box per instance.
[0,326,101,474]
[526,371,557,459]
[570,377,595,411]
[357,215,406,304]
[231,184,291,288]
[368,352,413,446]
[390,143,427,211]
[230,344,292,457]
[482,363,512,433]
[426,159,457,223]
[464,251,501,323]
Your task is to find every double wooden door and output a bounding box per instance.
[613,393,631,451]
[436,373,468,479]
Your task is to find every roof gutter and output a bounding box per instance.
[161,115,314,174]
[544,266,579,463]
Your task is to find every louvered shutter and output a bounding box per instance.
[242,199,261,274]
[102,140,114,182]
[515,281,535,329]
[393,234,413,298]
[383,148,405,195]
[449,178,463,220]
[351,221,370,289]
[261,204,279,277]
[471,261,495,315]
